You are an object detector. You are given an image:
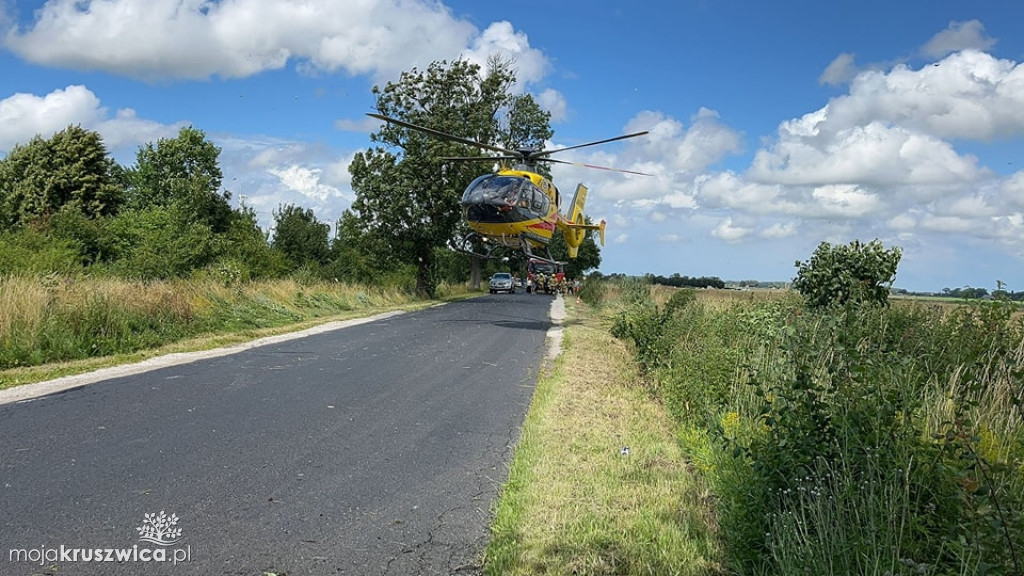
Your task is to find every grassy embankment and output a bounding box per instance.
[608,282,1024,575]
[486,293,724,575]
[488,283,1023,575]
[0,274,468,389]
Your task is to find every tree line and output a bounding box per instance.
[0,57,604,293]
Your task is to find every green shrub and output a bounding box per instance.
[610,286,1024,575]
[0,227,82,275]
[793,239,901,308]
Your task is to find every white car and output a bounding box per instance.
[489,273,515,294]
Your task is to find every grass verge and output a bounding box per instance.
[0,275,475,390]
[485,298,723,576]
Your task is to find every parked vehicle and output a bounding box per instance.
[489,272,515,294]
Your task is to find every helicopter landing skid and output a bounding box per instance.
[517,236,566,266]
[448,233,507,260]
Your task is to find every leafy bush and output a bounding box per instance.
[103,205,217,279]
[793,239,901,308]
[0,227,82,275]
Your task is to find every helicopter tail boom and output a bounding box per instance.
[557,183,606,258]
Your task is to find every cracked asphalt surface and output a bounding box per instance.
[0,292,554,575]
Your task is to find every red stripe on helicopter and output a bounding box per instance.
[529,221,556,231]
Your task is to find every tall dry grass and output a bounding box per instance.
[0,274,426,377]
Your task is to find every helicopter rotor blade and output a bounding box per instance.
[531,131,649,159]
[367,113,520,157]
[439,156,519,163]
[546,157,653,176]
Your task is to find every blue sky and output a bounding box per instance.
[2,0,1023,291]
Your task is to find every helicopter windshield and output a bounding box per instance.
[462,175,528,206]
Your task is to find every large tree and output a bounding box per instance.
[123,126,232,232]
[271,203,330,269]
[348,57,551,297]
[0,125,121,227]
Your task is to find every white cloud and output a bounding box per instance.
[268,165,345,202]
[335,116,382,134]
[625,108,743,175]
[0,85,183,154]
[1004,171,1024,208]
[0,85,101,150]
[710,217,752,242]
[461,21,549,85]
[761,222,797,239]
[2,0,548,84]
[887,213,917,232]
[697,172,781,210]
[810,184,880,218]
[810,50,1024,142]
[820,52,857,86]
[761,219,798,237]
[921,20,997,59]
[750,120,985,188]
[921,215,975,233]
[537,89,567,122]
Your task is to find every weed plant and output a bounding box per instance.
[610,283,1024,575]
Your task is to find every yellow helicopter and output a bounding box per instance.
[367,113,649,263]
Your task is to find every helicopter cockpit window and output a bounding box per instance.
[461,175,526,206]
[532,190,550,213]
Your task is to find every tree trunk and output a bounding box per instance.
[469,255,482,290]
[415,252,435,298]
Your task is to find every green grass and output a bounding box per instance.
[486,299,723,576]
[609,282,1024,575]
[0,274,474,389]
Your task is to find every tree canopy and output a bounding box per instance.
[123,126,232,232]
[348,57,553,297]
[272,203,330,269]
[0,125,121,227]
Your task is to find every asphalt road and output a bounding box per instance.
[0,292,556,576]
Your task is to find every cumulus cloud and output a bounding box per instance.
[551,35,1024,258]
[711,217,752,243]
[1006,171,1024,207]
[744,48,1024,211]
[0,85,183,154]
[2,0,547,84]
[809,50,1024,142]
[921,20,997,59]
[625,108,743,174]
[268,165,345,202]
[461,21,549,85]
[536,89,568,122]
